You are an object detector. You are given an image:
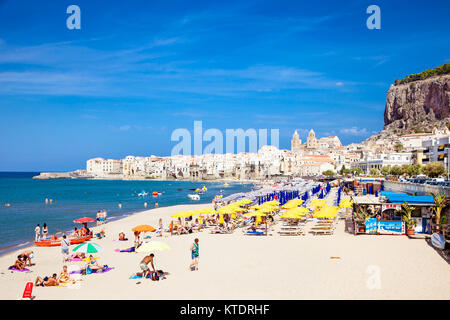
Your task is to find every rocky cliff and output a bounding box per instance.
[383,74,450,133]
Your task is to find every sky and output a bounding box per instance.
[0,0,449,171]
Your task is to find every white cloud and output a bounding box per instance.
[119,125,131,131]
[339,127,368,136]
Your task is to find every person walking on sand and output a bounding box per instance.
[35,224,41,241]
[189,238,199,271]
[42,223,48,240]
[61,235,70,263]
[140,254,155,279]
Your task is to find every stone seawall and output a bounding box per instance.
[384,180,450,197]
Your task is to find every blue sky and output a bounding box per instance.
[0,0,449,171]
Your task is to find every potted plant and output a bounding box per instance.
[400,202,417,235]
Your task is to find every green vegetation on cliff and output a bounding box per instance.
[394,62,450,86]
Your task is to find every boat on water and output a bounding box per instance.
[34,235,92,247]
[188,194,200,200]
[138,191,149,197]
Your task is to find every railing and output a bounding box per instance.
[384,180,450,197]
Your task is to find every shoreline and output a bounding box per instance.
[0,200,215,258]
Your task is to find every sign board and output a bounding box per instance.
[381,204,401,212]
[365,218,405,235]
[377,220,405,235]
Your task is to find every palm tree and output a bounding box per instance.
[430,193,448,229]
[400,202,416,231]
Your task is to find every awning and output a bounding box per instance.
[380,191,434,205]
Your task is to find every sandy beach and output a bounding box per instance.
[1,202,449,300]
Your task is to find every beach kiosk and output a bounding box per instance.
[352,192,435,236]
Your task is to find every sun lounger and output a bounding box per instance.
[210,229,233,234]
[278,229,304,236]
[244,231,265,236]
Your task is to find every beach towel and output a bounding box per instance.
[245,231,264,235]
[115,247,135,253]
[70,266,114,275]
[8,266,31,272]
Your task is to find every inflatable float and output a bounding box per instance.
[34,235,92,247]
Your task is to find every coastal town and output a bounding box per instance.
[34,125,450,181]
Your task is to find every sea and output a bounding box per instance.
[0,172,253,254]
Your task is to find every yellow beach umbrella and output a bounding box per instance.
[280,213,304,219]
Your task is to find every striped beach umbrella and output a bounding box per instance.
[72,242,103,253]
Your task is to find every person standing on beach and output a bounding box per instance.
[189,238,199,271]
[35,224,41,241]
[61,235,70,263]
[155,201,159,208]
[42,223,48,239]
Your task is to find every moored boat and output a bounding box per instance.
[34,235,92,247]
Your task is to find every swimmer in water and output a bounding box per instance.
[5,203,11,207]
[118,202,122,209]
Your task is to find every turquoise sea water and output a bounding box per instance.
[0,172,253,252]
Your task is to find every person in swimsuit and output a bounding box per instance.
[58,265,75,284]
[35,273,58,287]
[134,231,141,252]
[189,238,199,271]
[12,255,26,270]
[42,223,48,239]
[80,255,105,273]
[18,250,34,267]
[140,254,155,279]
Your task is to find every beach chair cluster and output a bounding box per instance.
[309,217,338,235]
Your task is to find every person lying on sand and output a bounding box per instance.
[35,273,58,287]
[58,265,75,284]
[72,252,86,259]
[118,231,128,241]
[18,251,34,267]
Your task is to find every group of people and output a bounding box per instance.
[11,250,34,271]
[34,265,75,287]
[34,223,48,241]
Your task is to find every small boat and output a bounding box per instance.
[152,192,159,196]
[224,183,229,187]
[188,194,200,200]
[34,235,92,247]
[138,191,149,197]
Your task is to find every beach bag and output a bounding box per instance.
[150,272,159,281]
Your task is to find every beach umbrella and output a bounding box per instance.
[73,242,103,253]
[73,217,96,224]
[132,225,156,232]
[280,213,304,219]
[136,241,171,253]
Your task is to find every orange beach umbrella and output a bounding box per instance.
[132,225,156,232]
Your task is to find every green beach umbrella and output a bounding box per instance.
[72,242,103,253]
